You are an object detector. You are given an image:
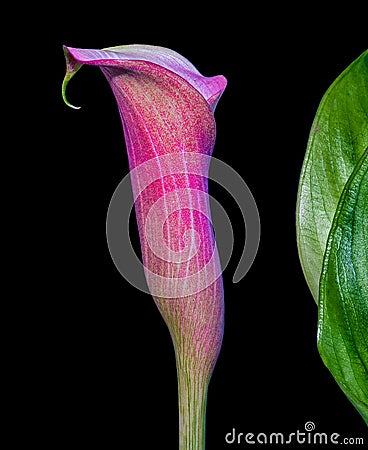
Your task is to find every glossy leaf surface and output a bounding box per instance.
[318,149,368,425]
[297,50,368,424]
[297,51,368,301]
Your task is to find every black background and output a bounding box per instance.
[32,4,367,448]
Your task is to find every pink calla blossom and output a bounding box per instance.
[63,44,227,449]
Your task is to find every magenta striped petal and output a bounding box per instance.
[63,44,227,449]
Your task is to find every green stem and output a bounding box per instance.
[176,357,209,450]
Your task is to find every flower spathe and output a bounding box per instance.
[63,44,227,449]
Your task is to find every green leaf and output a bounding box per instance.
[297,50,368,424]
[297,50,368,302]
[318,149,368,425]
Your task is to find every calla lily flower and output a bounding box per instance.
[63,44,227,449]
